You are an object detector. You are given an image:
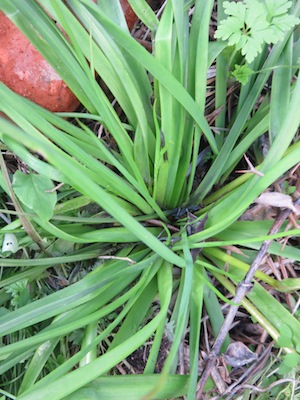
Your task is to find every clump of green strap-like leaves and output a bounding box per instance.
[0,0,300,399]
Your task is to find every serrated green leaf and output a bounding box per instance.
[271,14,300,34]
[240,36,263,63]
[5,279,30,309]
[245,0,268,27]
[215,17,242,41]
[12,171,57,221]
[263,0,293,18]
[215,0,299,63]
[223,1,246,19]
[231,64,253,85]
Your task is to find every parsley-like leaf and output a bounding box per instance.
[270,14,300,42]
[263,0,293,19]
[215,2,246,43]
[215,0,300,63]
[5,279,30,309]
[231,64,253,85]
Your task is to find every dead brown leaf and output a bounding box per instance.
[255,192,298,214]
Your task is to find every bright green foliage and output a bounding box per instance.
[231,63,253,84]
[215,0,300,63]
[264,0,300,41]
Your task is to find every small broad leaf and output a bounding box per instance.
[277,334,293,348]
[278,363,292,374]
[279,324,292,339]
[12,171,57,221]
[282,353,300,368]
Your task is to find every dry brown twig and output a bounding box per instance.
[236,154,264,177]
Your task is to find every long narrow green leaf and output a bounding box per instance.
[154,1,189,207]
[0,86,153,214]
[64,1,155,182]
[189,142,300,243]
[16,256,156,389]
[190,0,300,202]
[0,256,153,362]
[163,231,192,374]
[65,375,189,400]
[0,117,185,267]
[144,261,173,374]
[17,339,60,395]
[212,260,300,351]
[187,263,204,400]
[127,0,159,31]
[1,1,144,178]
[186,0,214,198]
[269,36,293,144]
[73,0,218,154]
[0,253,147,337]
[18,255,173,400]
[109,261,161,349]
